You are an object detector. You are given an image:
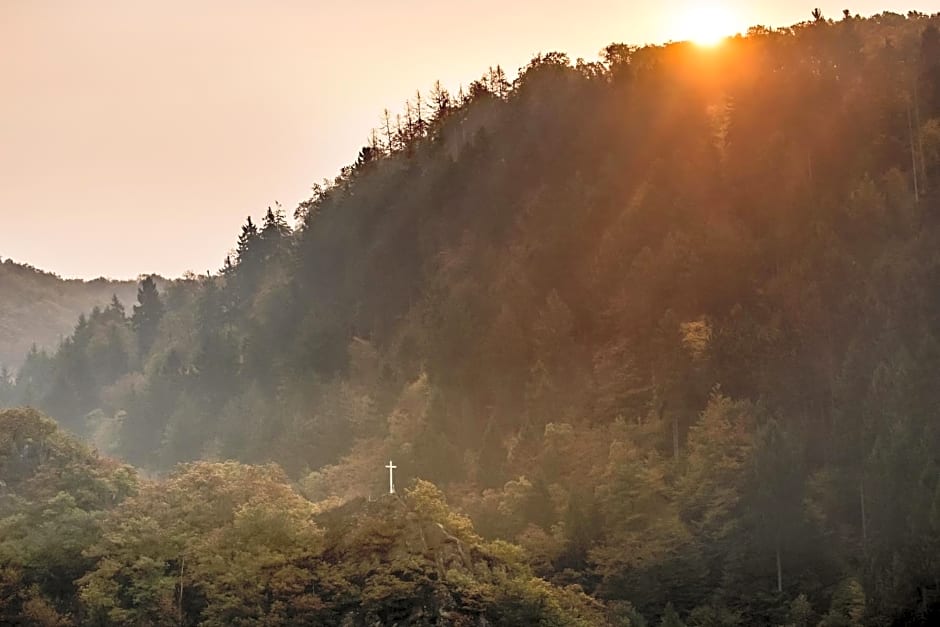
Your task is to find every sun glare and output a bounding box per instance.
[679,5,737,47]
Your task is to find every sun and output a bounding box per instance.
[678,5,738,47]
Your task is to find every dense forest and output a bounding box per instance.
[0,258,140,370]
[1,408,605,625]
[2,9,940,626]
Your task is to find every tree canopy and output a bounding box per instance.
[3,10,940,625]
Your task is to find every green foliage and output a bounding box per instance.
[0,408,137,624]
[131,275,165,357]
[79,461,322,626]
[687,603,741,627]
[785,593,815,627]
[818,578,866,627]
[659,602,686,627]
[7,11,940,626]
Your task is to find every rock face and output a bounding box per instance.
[312,485,608,626]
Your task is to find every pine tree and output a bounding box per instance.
[229,216,263,299]
[0,365,13,405]
[131,276,164,357]
[429,80,453,126]
[258,204,291,266]
[235,216,260,267]
[107,294,126,321]
[261,205,290,241]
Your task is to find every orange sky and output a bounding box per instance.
[1,1,936,279]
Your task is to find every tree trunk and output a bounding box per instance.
[909,105,920,203]
[915,83,927,187]
[672,414,680,460]
[860,477,868,545]
[775,538,783,593]
[178,556,185,626]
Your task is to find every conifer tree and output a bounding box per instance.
[131,276,164,357]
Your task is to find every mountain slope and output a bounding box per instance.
[0,259,139,369]
[7,11,940,625]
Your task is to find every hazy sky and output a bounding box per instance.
[2,1,936,279]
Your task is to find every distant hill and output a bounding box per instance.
[0,258,140,369]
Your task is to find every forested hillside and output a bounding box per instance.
[1,408,602,625]
[0,258,139,369]
[3,10,940,626]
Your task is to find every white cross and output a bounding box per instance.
[385,460,397,494]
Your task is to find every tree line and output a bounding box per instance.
[2,10,940,625]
